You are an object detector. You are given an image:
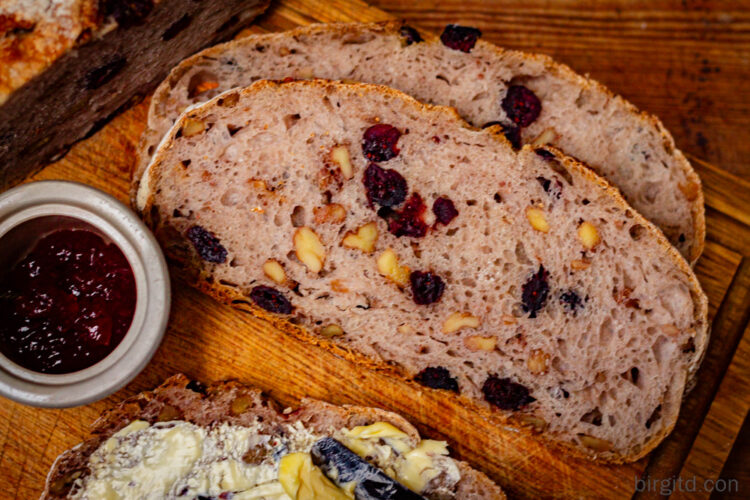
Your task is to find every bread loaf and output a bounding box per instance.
[0,0,269,189]
[134,21,704,263]
[43,374,504,499]
[137,79,708,463]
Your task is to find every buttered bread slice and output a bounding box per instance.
[43,375,503,499]
[138,80,708,462]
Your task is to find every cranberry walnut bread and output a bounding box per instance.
[0,0,270,189]
[138,80,708,462]
[134,22,704,263]
[43,374,504,499]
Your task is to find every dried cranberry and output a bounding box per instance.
[400,25,423,45]
[521,265,549,318]
[415,366,459,392]
[440,24,481,52]
[560,289,585,315]
[186,226,227,263]
[432,197,458,225]
[502,85,542,128]
[250,285,292,314]
[410,271,445,305]
[536,176,563,199]
[482,375,535,410]
[388,193,428,238]
[362,124,402,162]
[363,163,408,208]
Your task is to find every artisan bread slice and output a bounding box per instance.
[138,80,708,462]
[43,374,504,499]
[134,21,704,263]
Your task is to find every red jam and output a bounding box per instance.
[0,229,136,374]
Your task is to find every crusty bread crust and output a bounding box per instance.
[139,79,708,464]
[133,21,705,264]
[41,374,505,499]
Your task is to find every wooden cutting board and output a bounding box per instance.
[2,1,750,498]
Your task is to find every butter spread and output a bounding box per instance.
[337,422,460,494]
[70,419,460,499]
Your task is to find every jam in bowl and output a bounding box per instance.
[0,181,169,407]
[0,217,137,374]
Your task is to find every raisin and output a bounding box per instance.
[362,124,402,162]
[410,271,445,305]
[388,192,428,238]
[560,290,585,315]
[482,375,536,410]
[102,0,154,28]
[186,226,227,263]
[502,85,542,128]
[400,25,423,45]
[432,197,458,225]
[250,286,293,314]
[363,163,408,207]
[521,265,549,318]
[440,24,481,52]
[536,176,563,200]
[83,57,127,90]
[186,380,207,395]
[415,367,459,392]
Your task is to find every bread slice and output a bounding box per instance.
[137,79,708,462]
[133,21,704,263]
[43,374,504,499]
[0,0,270,189]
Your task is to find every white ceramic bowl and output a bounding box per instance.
[0,181,170,407]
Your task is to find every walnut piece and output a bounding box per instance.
[377,248,410,288]
[330,145,354,180]
[342,222,378,253]
[442,312,480,333]
[526,206,550,233]
[294,227,325,273]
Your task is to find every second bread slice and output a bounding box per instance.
[138,79,708,463]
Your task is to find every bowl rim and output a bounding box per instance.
[0,181,170,408]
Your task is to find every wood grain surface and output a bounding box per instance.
[1,1,749,499]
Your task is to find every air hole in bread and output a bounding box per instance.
[284,113,301,130]
[221,188,243,207]
[187,70,220,99]
[436,74,451,85]
[629,224,645,240]
[290,205,305,227]
[580,407,602,426]
[652,335,671,365]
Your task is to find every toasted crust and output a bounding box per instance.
[139,79,708,464]
[133,21,705,264]
[42,374,505,499]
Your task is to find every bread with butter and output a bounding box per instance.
[42,374,504,499]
